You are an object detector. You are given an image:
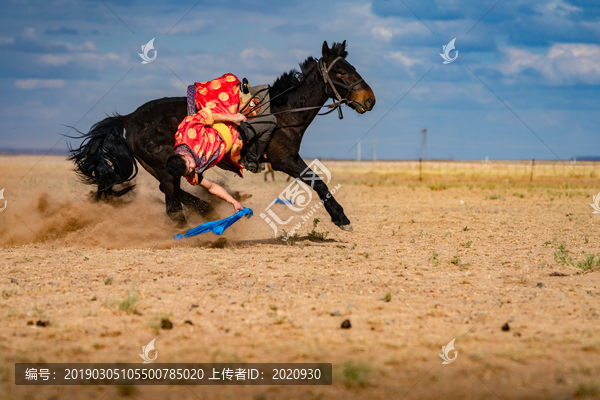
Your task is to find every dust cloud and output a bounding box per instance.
[0,190,253,249]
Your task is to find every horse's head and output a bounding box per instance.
[321,40,375,114]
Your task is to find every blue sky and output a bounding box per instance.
[0,0,598,160]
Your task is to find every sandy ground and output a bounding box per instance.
[1,155,599,400]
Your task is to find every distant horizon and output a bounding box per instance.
[1,147,599,162]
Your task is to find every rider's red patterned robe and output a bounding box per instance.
[175,73,244,185]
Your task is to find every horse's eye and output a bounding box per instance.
[338,70,346,75]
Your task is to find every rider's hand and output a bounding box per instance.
[230,113,247,125]
[232,200,244,213]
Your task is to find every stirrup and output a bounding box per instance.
[240,159,261,173]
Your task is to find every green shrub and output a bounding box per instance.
[577,254,600,272]
[308,218,328,241]
[116,284,140,315]
[342,361,371,389]
[427,183,447,191]
[553,241,573,266]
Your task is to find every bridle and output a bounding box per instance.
[318,56,366,118]
[242,56,366,120]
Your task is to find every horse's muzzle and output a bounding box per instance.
[350,89,375,113]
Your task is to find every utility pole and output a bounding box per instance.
[421,128,427,161]
[357,139,361,165]
[373,139,377,162]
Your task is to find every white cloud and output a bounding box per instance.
[15,34,114,68]
[320,2,422,43]
[499,43,600,84]
[0,36,15,45]
[291,49,311,61]
[370,21,422,42]
[60,40,96,52]
[162,17,214,34]
[241,48,275,63]
[23,27,37,39]
[534,0,582,17]
[239,48,294,75]
[386,51,422,67]
[14,79,66,89]
[40,52,124,67]
[371,26,394,42]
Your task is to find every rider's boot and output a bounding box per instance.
[241,136,269,173]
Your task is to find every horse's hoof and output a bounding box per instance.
[339,224,354,232]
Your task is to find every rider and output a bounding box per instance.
[238,79,278,172]
[165,73,276,211]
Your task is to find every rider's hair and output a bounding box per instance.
[166,154,188,177]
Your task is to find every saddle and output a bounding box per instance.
[238,80,270,118]
[239,96,262,117]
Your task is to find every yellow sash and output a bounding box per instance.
[213,122,233,153]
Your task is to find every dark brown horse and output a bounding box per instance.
[68,41,375,231]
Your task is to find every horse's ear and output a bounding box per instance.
[322,41,332,61]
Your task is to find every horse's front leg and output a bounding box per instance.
[276,157,352,231]
[158,181,187,228]
[178,189,216,218]
[309,176,352,230]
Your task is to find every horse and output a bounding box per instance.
[263,163,293,182]
[68,41,375,231]
[263,162,276,182]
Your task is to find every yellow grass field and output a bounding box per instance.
[1,155,599,400]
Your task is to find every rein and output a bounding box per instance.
[247,56,362,120]
[248,101,347,118]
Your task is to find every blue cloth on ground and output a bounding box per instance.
[275,199,294,205]
[174,207,253,241]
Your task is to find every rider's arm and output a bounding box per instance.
[212,112,246,125]
[198,106,246,126]
[199,177,243,212]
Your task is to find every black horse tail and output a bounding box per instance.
[67,114,138,198]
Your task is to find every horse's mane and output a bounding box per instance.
[269,41,348,107]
